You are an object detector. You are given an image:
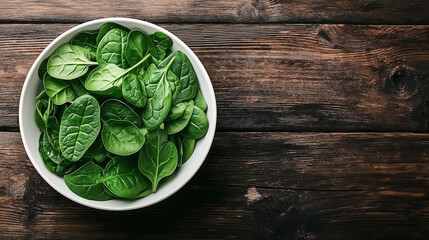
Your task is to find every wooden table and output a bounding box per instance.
[1,1,429,239]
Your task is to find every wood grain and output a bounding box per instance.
[1,131,429,239]
[1,24,429,131]
[0,0,428,24]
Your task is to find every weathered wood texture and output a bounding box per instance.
[1,24,429,131]
[1,132,429,239]
[1,0,428,24]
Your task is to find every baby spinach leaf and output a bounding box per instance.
[127,186,152,199]
[37,90,48,100]
[150,32,173,60]
[59,95,101,162]
[165,101,187,122]
[99,156,149,198]
[194,90,207,112]
[125,30,158,66]
[47,44,98,80]
[141,75,172,131]
[64,162,112,200]
[45,116,61,150]
[122,73,147,108]
[180,106,209,139]
[97,28,129,68]
[166,70,181,101]
[84,135,109,163]
[138,128,178,192]
[143,57,175,98]
[101,99,142,128]
[70,77,89,97]
[40,133,75,176]
[85,54,151,97]
[182,137,196,163]
[171,135,184,167]
[158,51,198,103]
[43,131,64,164]
[71,31,98,48]
[38,57,49,80]
[35,99,48,130]
[96,22,129,44]
[166,100,194,135]
[101,119,145,156]
[44,73,76,105]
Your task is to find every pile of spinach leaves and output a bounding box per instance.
[35,22,209,200]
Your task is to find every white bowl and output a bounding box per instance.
[19,18,217,211]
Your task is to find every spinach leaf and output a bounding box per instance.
[85,54,151,97]
[47,44,98,80]
[141,73,172,131]
[165,101,187,122]
[38,57,49,80]
[96,22,129,44]
[59,95,101,162]
[35,99,48,130]
[166,100,194,135]
[128,187,152,199]
[71,31,97,48]
[194,90,207,112]
[37,90,48,100]
[180,106,209,139]
[166,70,181,101]
[70,77,89,97]
[171,135,184,167]
[45,116,60,150]
[64,162,112,200]
[142,57,175,98]
[101,99,142,128]
[99,156,149,198]
[40,133,77,176]
[97,28,129,68]
[122,73,147,108]
[138,128,178,191]
[182,137,196,163]
[158,51,198,103]
[150,32,173,60]
[43,131,64,164]
[44,73,76,105]
[125,30,158,66]
[84,135,109,163]
[101,119,145,156]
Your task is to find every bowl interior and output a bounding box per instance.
[19,18,217,211]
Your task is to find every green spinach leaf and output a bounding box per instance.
[59,95,101,162]
[194,90,207,112]
[138,128,178,191]
[38,57,49,80]
[43,131,64,164]
[99,156,149,198]
[101,119,145,156]
[85,54,151,97]
[47,44,98,80]
[96,22,129,44]
[44,73,76,105]
[158,51,198,103]
[64,162,112,200]
[97,28,129,68]
[122,73,147,108]
[84,135,109,163]
[180,106,209,139]
[165,101,187,122]
[166,100,194,135]
[141,73,172,131]
[101,99,142,128]
[45,116,61,150]
[150,32,173,60]
[125,30,158,66]
[182,137,196,163]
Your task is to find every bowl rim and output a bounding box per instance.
[19,17,217,211]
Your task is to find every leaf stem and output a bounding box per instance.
[120,54,152,78]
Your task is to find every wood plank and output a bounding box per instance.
[0,0,428,24]
[1,131,429,239]
[1,24,429,131]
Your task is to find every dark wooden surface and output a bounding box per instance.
[1,1,429,239]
